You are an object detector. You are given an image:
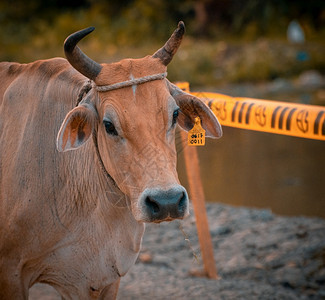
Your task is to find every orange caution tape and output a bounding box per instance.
[176,82,325,141]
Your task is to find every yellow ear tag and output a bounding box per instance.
[188,117,205,146]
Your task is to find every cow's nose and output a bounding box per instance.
[140,186,189,222]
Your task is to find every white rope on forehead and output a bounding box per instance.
[96,72,167,92]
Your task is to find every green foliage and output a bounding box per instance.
[0,0,324,84]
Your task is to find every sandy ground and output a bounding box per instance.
[29,203,325,299]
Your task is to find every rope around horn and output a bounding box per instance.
[95,72,167,92]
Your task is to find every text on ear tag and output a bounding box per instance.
[188,117,205,146]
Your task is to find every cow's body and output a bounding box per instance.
[0,58,144,298]
[0,23,221,299]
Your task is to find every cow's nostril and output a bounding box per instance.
[178,192,186,212]
[145,196,160,214]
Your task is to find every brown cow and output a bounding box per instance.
[0,22,222,299]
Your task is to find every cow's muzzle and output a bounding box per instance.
[138,186,189,223]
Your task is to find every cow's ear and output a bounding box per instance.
[175,94,222,139]
[57,103,97,152]
[167,80,222,138]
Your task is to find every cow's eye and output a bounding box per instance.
[172,108,179,127]
[104,120,118,136]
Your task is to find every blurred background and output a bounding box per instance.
[1,0,324,217]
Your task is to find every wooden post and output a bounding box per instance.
[180,131,219,279]
[176,81,218,279]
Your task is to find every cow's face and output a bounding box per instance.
[57,23,222,223]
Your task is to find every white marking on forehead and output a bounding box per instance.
[130,74,137,95]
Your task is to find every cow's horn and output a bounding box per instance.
[152,21,185,66]
[64,27,102,80]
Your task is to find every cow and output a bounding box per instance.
[0,22,222,299]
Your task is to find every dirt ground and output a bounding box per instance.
[29,202,325,299]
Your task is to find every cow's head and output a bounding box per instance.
[57,22,222,223]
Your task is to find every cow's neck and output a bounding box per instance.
[64,137,145,276]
